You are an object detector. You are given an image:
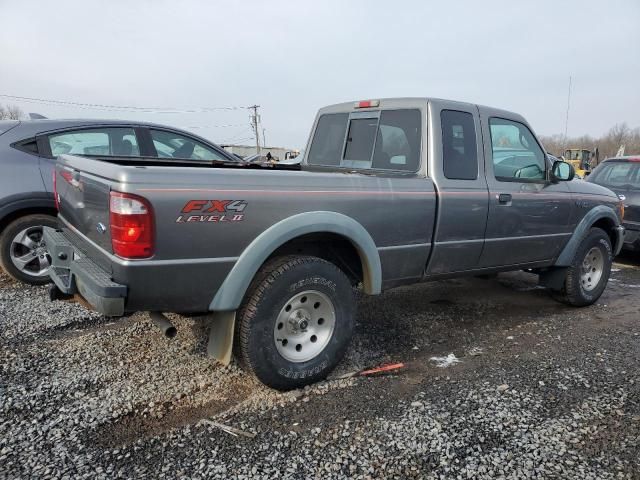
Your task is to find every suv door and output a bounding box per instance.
[37,125,146,193]
[478,109,573,267]
[426,101,489,274]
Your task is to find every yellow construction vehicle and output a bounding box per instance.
[563,148,598,178]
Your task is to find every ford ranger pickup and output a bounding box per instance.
[45,98,625,390]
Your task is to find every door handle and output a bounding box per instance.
[498,193,512,204]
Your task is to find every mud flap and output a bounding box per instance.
[207,311,236,365]
[538,267,568,291]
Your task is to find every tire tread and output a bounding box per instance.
[234,255,351,388]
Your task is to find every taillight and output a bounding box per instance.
[109,191,154,259]
[53,170,59,211]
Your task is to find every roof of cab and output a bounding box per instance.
[316,97,523,120]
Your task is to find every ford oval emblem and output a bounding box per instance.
[96,222,107,234]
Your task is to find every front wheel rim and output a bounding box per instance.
[10,226,51,277]
[273,290,336,363]
[580,246,604,292]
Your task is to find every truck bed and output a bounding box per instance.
[52,153,435,313]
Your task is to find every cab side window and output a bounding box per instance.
[441,110,478,180]
[149,129,226,161]
[489,118,545,181]
[48,128,140,157]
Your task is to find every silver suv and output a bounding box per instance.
[0,119,237,284]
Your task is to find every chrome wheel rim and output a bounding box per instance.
[273,290,336,363]
[580,246,604,292]
[10,226,51,277]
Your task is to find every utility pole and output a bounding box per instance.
[249,105,261,155]
[262,128,267,148]
[562,76,572,152]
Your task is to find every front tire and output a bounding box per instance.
[235,255,355,390]
[0,214,58,285]
[554,227,612,307]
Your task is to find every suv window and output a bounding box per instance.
[14,138,39,154]
[590,162,640,189]
[307,109,421,172]
[489,118,545,181]
[441,110,477,180]
[49,127,140,157]
[150,129,226,161]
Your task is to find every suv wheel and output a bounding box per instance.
[0,214,58,285]
[235,255,356,390]
[554,227,612,307]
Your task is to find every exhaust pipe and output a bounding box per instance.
[149,312,177,338]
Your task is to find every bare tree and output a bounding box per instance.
[0,103,25,120]
[540,122,639,161]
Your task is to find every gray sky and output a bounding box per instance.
[1,0,639,148]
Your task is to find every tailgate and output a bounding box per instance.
[55,155,114,253]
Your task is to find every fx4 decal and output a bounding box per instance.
[175,200,247,223]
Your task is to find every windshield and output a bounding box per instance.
[589,161,640,190]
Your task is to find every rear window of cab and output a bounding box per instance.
[307,109,421,172]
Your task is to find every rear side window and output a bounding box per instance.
[441,110,478,180]
[13,138,39,154]
[150,129,227,161]
[308,109,421,172]
[48,128,140,157]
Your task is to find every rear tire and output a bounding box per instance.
[0,214,58,285]
[235,255,355,390]
[553,227,612,307]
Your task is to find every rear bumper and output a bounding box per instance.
[44,227,127,316]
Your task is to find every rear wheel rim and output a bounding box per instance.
[273,290,336,363]
[10,226,51,277]
[580,246,604,292]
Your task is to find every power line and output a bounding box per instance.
[218,127,256,144]
[0,93,250,114]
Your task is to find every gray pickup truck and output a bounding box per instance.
[45,98,624,390]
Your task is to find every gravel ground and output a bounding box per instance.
[1,255,639,479]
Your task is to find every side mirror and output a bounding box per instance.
[552,160,575,182]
